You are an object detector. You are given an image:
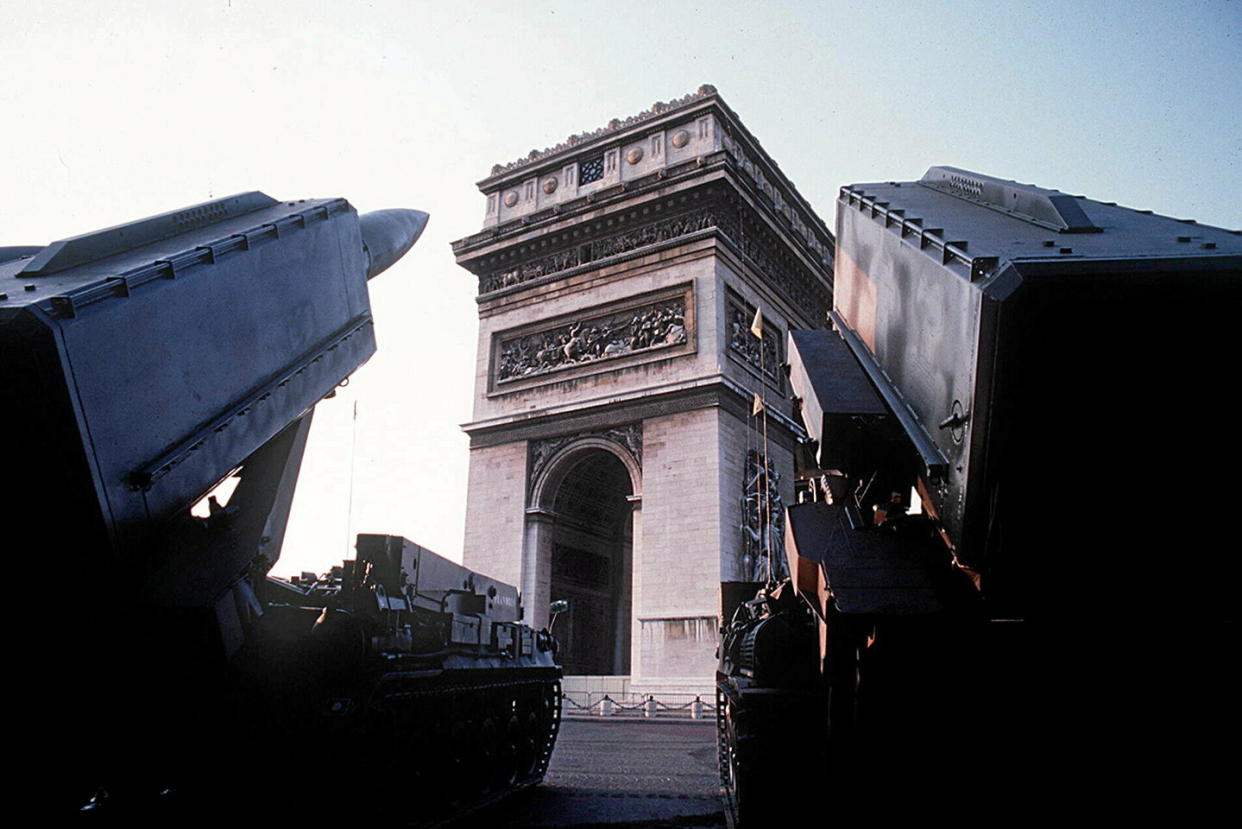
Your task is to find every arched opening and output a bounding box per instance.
[542,449,634,675]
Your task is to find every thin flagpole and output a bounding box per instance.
[346,399,358,557]
[750,307,775,586]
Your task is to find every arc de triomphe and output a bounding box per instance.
[451,86,833,695]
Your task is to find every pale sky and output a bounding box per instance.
[3,0,1238,576]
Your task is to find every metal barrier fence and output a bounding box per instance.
[561,690,717,719]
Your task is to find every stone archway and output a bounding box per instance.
[525,438,640,676]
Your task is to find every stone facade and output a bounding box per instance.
[452,86,833,695]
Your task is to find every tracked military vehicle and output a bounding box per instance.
[718,167,1241,823]
[1,193,559,822]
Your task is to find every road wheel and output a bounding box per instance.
[515,711,539,780]
[477,717,500,793]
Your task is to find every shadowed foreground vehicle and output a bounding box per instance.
[1,194,559,823]
[718,166,1241,824]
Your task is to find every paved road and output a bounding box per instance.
[475,718,725,828]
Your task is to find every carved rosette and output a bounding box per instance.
[496,296,688,384]
[741,449,787,582]
[528,424,643,497]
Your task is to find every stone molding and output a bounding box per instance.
[487,85,719,178]
[466,376,805,451]
[527,425,643,503]
[472,187,830,322]
[715,201,830,324]
[480,208,720,294]
[457,88,834,270]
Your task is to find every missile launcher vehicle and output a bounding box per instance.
[1,193,559,822]
[717,166,1241,823]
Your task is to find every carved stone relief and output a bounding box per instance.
[529,424,642,497]
[496,296,688,384]
[740,449,787,583]
[714,209,830,315]
[479,208,718,293]
[727,294,782,386]
[477,194,829,323]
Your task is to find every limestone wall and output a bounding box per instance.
[461,441,527,593]
[633,407,724,684]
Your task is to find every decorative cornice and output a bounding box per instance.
[487,85,718,179]
[479,204,720,294]
[453,153,724,257]
[464,375,806,445]
[717,195,832,316]
[455,87,836,281]
[469,188,831,325]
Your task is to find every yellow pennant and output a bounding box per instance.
[750,307,764,339]
[751,392,765,416]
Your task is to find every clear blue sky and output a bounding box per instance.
[3,1,1238,574]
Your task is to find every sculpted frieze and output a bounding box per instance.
[727,295,782,385]
[479,209,718,293]
[496,297,688,384]
[714,210,830,315]
[478,202,829,330]
[479,191,829,338]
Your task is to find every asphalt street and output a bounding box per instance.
[474,717,725,828]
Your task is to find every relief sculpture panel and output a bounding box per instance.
[496,295,689,385]
[741,449,787,583]
[727,292,782,386]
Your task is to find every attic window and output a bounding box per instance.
[579,155,605,186]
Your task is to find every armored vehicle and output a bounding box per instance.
[717,167,1241,823]
[1,193,559,822]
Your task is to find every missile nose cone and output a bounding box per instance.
[359,209,429,280]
